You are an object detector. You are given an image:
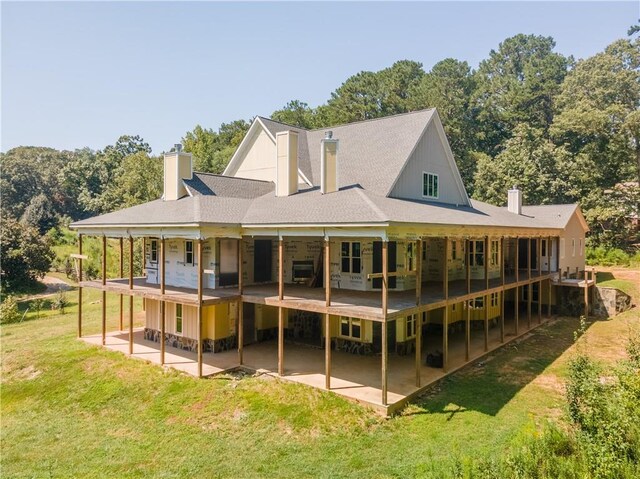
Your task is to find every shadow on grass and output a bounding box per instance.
[596,272,615,282]
[411,316,587,417]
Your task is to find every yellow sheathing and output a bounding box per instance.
[203,303,237,340]
[256,304,280,330]
[145,299,161,330]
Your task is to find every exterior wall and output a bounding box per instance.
[389,120,467,206]
[558,214,586,277]
[421,238,501,282]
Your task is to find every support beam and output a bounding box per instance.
[238,238,244,365]
[527,238,532,281]
[415,240,422,306]
[484,294,489,352]
[142,238,146,312]
[278,238,284,300]
[465,300,470,361]
[160,237,166,365]
[515,286,519,336]
[584,270,589,318]
[197,239,203,378]
[78,234,83,338]
[119,237,124,331]
[484,236,489,291]
[538,280,543,324]
[101,235,107,346]
[500,290,505,343]
[484,236,489,351]
[515,237,519,283]
[547,236,553,318]
[325,313,331,390]
[500,237,505,343]
[325,239,331,307]
[443,237,449,372]
[465,239,471,295]
[278,307,284,376]
[128,236,134,355]
[381,240,389,405]
[415,240,422,388]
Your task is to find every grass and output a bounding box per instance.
[2,273,639,478]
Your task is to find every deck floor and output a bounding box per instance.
[81,312,547,414]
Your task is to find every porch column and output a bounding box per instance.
[484,236,489,352]
[500,237,505,343]
[119,237,124,331]
[325,238,331,390]
[238,238,244,365]
[527,238,532,329]
[197,239,203,378]
[381,240,389,406]
[515,237,519,283]
[128,236,134,355]
[547,236,553,318]
[142,239,146,311]
[160,237,166,365]
[443,237,449,372]
[101,235,107,346]
[78,234,83,338]
[415,239,422,387]
[465,239,471,294]
[278,238,284,376]
[538,238,543,324]
[515,289,520,336]
[584,270,589,318]
[465,300,470,361]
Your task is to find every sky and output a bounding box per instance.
[2,1,638,154]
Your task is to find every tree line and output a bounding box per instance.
[1,33,638,291]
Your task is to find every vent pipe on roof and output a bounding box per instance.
[507,186,522,215]
[275,130,299,197]
[321,133,339,194]
[163,144,193,201]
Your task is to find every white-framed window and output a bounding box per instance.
[560,238,565,259]
[471,297,484,309]
[579,239,583,256]
[150,239,158,263]
[490,240,499,266]
[422,172,439,199]
[176,304,183,334]
[406,314,417,339]
[468,240,485,267]
[341,242,361,274]
[339,317,362,340]
[572,238,576,257]
[451,240,458,260]
[490,292,499,307]
[185,240,194,266]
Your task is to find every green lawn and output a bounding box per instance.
[2,275,639,478]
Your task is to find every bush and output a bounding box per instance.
[586,246,631,266]
[0,296,22,324]
[50,291,69,314]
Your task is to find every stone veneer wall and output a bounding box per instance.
[144,328,237,353]
[592,287,633,318]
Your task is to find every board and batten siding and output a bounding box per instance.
[558,213,587,275]
[389,120,468,206]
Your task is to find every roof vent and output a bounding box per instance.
[174,143,183,153]
[508,186,522,215]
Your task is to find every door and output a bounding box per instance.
[372,241,397,289]
[218,239,238,287]
[242,303,256,345]
[254,240,272,283]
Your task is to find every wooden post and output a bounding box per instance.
[128,237,134,355]
[500,237,505,343]
[142,238,146,311]
[78,234,83,338]
[160,237,166,365]
[538,280,542,324]
[465,239,471,294]
[325,238,331,389]
[443,237,449,372]
[515,237,519,283]
[515,286,519,336]
[527,238,532,281]
[195,239,203,377]
[278,237,284,376]
[101,235,107,346]
[527,284,532,330]
[537,237,542,278]
[584,270,589,318]
[325,313,331,390]
[465,300,470,361]
[238,238,244,365]
[381,240,389,405]
[484,236,489,351]
[119,237,124,331]
[547,236,553,318]
[415,240,422,387]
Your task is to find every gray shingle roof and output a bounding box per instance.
[184,173,274,198]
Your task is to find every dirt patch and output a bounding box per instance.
[531,374,565,395]
[11,365,42,381]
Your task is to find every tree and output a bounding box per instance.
[182,120,249,173]
[182,125,217,172]
[474,34,570,154]
[107,152,163,209]
[271,100,316,129]
[20,194,58,234]
[1,215,55,292]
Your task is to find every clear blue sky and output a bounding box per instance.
[2,1,637,154]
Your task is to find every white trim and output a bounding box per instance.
[421,171,439,199]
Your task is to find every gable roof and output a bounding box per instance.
[184,172,274,199]
[520,204,589,231]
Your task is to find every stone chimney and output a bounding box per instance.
[163,144,193,201]
[321,131,339,194]
[275,131,299,197]
[507,186,522,215]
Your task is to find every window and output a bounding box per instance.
[150,239,158,263]
[579,239,583,256]
[406,243,415,271]
[490,292,499,307]
[468,240,485,267]
[406,315,417,339]
[541,239,547,257]
[422,241,427,260]
[185,240,194,266]
[471,297,484,309]
[490,240,499,266]
[422,172,439,198]
[341,242,361,274]
[572,238,576,257]
[451,240,458,260]
[176,304,183,334]
[339,317,362,340]
[560,238,565,259]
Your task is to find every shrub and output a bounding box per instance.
[0,296,22,324]
[586,246,631,266]
[50,291,69,314]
